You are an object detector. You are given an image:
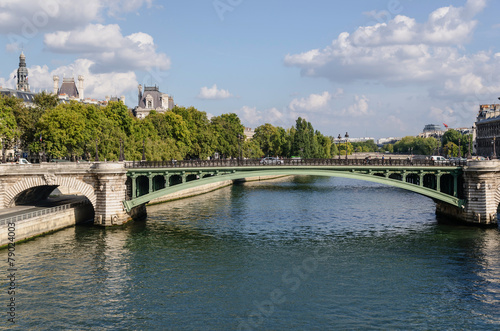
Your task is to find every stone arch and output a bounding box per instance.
[4,175,97,209]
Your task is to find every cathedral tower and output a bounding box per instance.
[16,52,30,92]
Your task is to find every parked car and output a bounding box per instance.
[260,157,284,165]
[17,158,31,164]
[430,155,449,164]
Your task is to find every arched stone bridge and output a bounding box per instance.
[1,159,499,227]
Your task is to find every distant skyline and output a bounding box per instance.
[1,0,500,138]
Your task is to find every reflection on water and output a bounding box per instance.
[6,176,500,330]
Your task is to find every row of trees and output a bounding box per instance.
[0,93,473,161]
[388,130,472,158]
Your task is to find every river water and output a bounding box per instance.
[5,176,500,330]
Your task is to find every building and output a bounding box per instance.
[243,127,255,140]
[0,52,36,106]
[418,124,445,139]
[377,137,402,145]
[16,52,30,92]
[475,104,500,157]
[53,75,84,101]
[134,85,174,119]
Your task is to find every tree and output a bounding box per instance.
[242,139,263,159]
[210,113,244,158]
[36,102,88,159]
[172,106,215,159]
[0,96,19,149]
[253,123,278,156]
[315,131,331,158]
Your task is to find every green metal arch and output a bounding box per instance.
[123,168,463,211]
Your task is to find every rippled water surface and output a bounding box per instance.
[5,176,500,330]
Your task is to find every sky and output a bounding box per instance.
[1,0,500,139]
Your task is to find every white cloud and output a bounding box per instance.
[43,24,170,73]
[289,91,331,112]
[284,0,489,91]
[341,95,371,117]
[0,0,155,35]
[198,84,232,99]
[239,106,262,125]
[429,106,456,127]
[237,106,287,128]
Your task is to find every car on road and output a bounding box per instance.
[260,157,284,165]
[430,155,449,164]
[17,158,31,164]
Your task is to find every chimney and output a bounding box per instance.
[138,84,143,105]
[53,75,59,95]
[78,75,84,100]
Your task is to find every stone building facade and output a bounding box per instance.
[475,104,500,157]
[134,85,174,119]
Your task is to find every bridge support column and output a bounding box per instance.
[436,171,442,192]
[437,161,500,226]
[91,163,129,226]
[148,172,153,193]
[130,174,137,199]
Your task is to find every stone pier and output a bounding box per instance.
[437,160,500,226]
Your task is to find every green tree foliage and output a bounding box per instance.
[172,106,215,159]
[253,123,278,156]
[36,102,88,158]
[444,142,459,157]
[337,141,354,156]
[242,139,263,159]
[210,113,244,158]
[0,96,20,148]
[329,137,339,156]
[351,140,379,153]
[291,117,325,158]
[393,136,439,155]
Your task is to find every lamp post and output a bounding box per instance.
[142,138,146,162]
[337,134,341,160]
[237,134,243,165]
[458,138,461,158]
[468,135,472,159]
[492,136,497,159]
[119,139,124,162]
[42,142,46,162]
[344,132,349,160]
[95,139,99,162]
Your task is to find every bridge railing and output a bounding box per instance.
[0,200,91,227]
[125,158,467,168]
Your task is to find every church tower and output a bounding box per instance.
[16,52,30,92]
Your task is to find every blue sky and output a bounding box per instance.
[1,0,500,139]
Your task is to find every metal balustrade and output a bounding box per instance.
[125,158,467,169]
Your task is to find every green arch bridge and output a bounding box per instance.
[123,158,466,213]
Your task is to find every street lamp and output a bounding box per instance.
[95,139,99,162]
[492,136,497,159]
[467,134,472,159]
[119,139,124,162]
[337,134,341,160]
[142,138,146,162]
[237,134,243,165]
[344,132,349,160]
[458,138,461,158]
